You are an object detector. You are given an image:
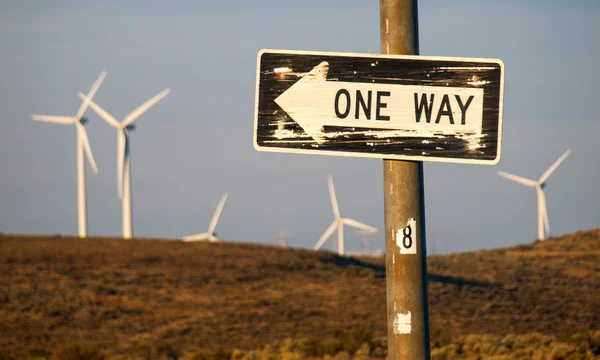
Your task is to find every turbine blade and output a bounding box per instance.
[182,232,210,242]
[208,193,228,234]
[117,131,126,199]
[76,123,98,174]
[497,171,537,187]
[122,88,170,127]
[77,92,121,128]
[74,71,107,120]
[314,220,338,250]
[342,218,377,233]
[328,175,340,218]
[31,115,76,124]
[539,149,571,184]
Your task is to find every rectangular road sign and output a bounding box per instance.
[254,49,504,164]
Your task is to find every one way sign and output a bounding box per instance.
[254,49,504,164]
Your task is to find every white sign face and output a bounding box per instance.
[396,218,417,254]
[254,49,504,164]
[274,62,485,141]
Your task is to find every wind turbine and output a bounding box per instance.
[182,193,228,242]
[497,149,571,241]
[314,175,377,255]
[78,88,170,239]
[274,231,291,248]
[32,71,106,238]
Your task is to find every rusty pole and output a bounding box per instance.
[380,0,431,359]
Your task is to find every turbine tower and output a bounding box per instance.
[182,193,228,242]
[314,175,377,255]
[78,88,170,239]
[32,71,106,238]
[357,229,374,254]
[497,149,571,241]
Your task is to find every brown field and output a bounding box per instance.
[0,229,599,359]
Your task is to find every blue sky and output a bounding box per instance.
[1,0,598,253]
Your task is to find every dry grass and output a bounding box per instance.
[0,228,598,358]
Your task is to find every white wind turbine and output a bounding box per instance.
[274,230,292,248]
[182,193,228,242]
[497,149,571,241]
[78,88,170,239]
[32,71,106,238]
[314,175,377,255]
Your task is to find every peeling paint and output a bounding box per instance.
[468,75,491,86]
[393,311,412,334]
[437,66,497,70]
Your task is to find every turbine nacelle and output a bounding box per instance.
[125,124,136,131]
[540,182,547,189]
[79,117,89,125]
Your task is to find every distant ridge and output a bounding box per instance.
[1,228,598,356]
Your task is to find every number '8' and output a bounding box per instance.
[402,224,412,249]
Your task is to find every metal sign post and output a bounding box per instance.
[381,0,430,359]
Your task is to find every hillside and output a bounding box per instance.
[1,229,599,357]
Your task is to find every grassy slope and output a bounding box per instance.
[0,229,598,356]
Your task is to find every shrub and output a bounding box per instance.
[547,343,578,360]
[591,331,600,355]
[369,340,387,359]
[230,349,245,360]
[431,328,454,349]
[501,333,517,350]
[135,341,153,360]
[190,347,232,360]
[238,350,261,360]
[431,344,460,360]
[278,351,304,360]
[353,343,372,360]
[289,337,319,357]
[155,341,181,360]
[51,344,104,360]
[567,331,600,355]
[318,338,343,356]
[22,345,51,359]
[513,333,554,350]
[0,350,14,360]
[338,328,373,355]
[331,351,350,360]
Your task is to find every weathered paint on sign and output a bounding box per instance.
[254,49,504,164]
